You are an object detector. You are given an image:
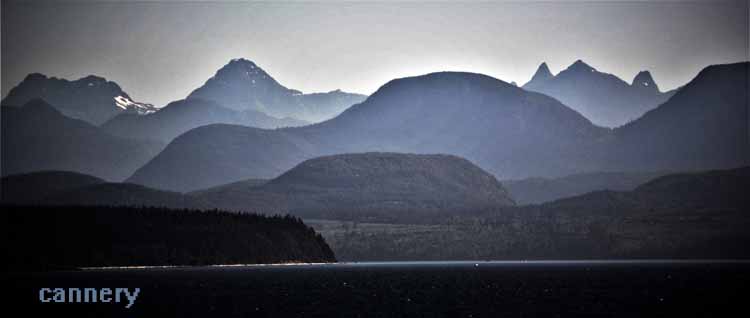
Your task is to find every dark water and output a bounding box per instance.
[4,260,749,317]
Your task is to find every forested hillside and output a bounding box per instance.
[1,206,336,271]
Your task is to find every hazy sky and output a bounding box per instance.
[2,1,748,107]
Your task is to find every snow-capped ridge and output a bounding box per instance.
[114,95,157,115]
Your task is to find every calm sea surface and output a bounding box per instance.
[4,260,749,317]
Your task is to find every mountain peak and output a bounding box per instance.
[566,59,596,73]
[522,62,554,89]
[24,73,48,81]
[186,58,367,121]
[631,71,659,92]
[80,75,108,83]
[223,58,261,71]
[531,62,554,81]
[212,58,270,82]
[227,57,257,67]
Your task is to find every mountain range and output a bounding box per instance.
[1,59,747,196]
[186,58,367,122]
[1,73,156,125]
[523,60,675,127]
[130,71,607,191]
[129,62,748,192]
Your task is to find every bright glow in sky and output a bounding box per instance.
[2,1,748,107]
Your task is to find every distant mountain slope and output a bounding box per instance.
[41,183,208,209]
[604,62,750,172]
[188,179,268,196]
[1,73,156,125]
[1,171,105,204]
[296,89,369,122]
[0,170,206,209]
[504,171,669,205]
[128,124,316,191]
[130,71,606,191]
[306,71,606,172]
[547,166,750,212]
[186,58,366,122]
[101,98,308,142]
[190,153,515,219]
[523,60,675,127]
[1,99,164,181]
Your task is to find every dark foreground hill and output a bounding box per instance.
[1,171,209,210]
[1,100,164,181]
[314,166,750,260]
[1,206,335,271]
[190,153,516,220]
[1,171,105,204]
[40,183,210,210]
[504,170,669,205]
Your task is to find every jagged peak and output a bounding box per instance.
[631,70,659,91]
[531,62,554,81]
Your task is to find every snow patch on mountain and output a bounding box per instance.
[114,95,158,115]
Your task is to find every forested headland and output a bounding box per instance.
[1,206,336,271]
